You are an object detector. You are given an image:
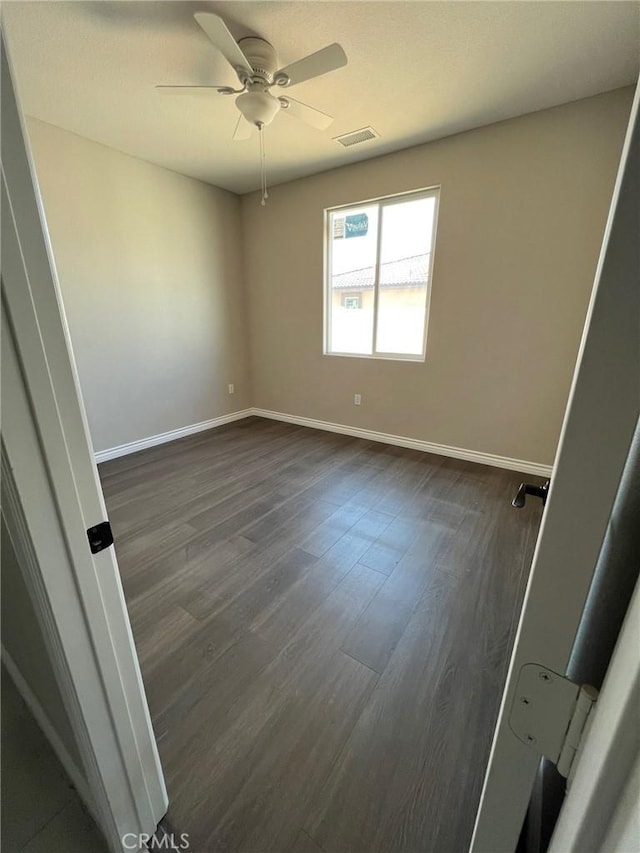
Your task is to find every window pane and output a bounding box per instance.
[328,205,378,354]
[375,196,435,356]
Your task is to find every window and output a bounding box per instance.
[324,188,439,360]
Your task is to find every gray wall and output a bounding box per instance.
[26,117,252,454]
[241,88,633,467]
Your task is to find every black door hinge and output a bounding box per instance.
[87,521,114,554]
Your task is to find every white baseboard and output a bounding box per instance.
[93,405,552,477]
[1,647,95,815]
[251,408,553,477]
[94,409,254,463]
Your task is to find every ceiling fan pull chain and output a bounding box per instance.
[259,124,269,206]
[259,126,265,205]
[263,129,269,203]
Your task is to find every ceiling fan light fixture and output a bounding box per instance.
[235,91,280,128]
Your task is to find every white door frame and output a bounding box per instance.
[471,79,640,852]
[1,33,167,852]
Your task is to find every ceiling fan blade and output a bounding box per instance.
[279,97,333,130]
[275,43,347,87]
[233,115,254,141]
[155,85,233,94]
[194,12,252,76]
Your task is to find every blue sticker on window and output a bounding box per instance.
[345,213,368,238]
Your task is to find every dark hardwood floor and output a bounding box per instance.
[99,417,543,853]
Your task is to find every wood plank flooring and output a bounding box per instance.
[99,417,543,853]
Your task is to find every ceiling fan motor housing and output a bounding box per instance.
[238,37,278,82]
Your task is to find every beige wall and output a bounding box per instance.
[25,90,632,467]
[26,118,251,454]
[241,88,633,466]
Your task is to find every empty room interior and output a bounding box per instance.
[1,2,639,852]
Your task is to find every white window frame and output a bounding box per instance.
[323,186,440,362]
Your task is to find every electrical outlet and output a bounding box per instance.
[228,384,235,395]
[354,394,362,406]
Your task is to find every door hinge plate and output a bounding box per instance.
[87,520,113,554]
[509,664,598,778]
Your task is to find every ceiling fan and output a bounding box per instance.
[156,12,348,140]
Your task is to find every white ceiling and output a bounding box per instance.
[4,1,639,194]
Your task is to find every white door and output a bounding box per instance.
[471,80,640,852]
[1,34,167,852]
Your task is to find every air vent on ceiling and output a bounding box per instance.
[333,126,379,148]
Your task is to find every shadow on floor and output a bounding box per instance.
[1,666,108,853]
